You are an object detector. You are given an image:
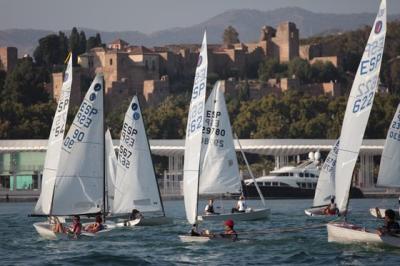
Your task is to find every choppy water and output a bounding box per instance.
[1,198,400,265]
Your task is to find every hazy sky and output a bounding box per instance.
[0,0,398,32]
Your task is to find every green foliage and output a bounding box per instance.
[2,58,49,105]
[288,58,312,83]
[223,25,240,45]
[87,32,103,51]
[34,33,67,68]
[258,58,287,82]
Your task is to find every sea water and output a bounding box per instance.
[1,198,400,265]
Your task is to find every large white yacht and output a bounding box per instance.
[243,152,363,199]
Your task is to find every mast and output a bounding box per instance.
[102,76,106,221]
[235,134,266,207]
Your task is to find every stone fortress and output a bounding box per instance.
[0,21,342,108]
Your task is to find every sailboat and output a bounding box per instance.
[305,140,339,217]
[33,72,114,239]
[326,0,398,247]
[179,31,211,242]
[369,104,400,219]
[111,96,172,226]
[197,81,270,221]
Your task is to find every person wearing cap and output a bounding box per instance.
[220,219,238,241]
[231,195,247,213]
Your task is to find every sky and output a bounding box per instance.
[0,0,398,33]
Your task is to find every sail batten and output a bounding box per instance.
[34,56,73,215]
[183,32,208,225]
[335,0,386,214]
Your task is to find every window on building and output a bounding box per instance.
[109,59,113,66]
[299,173,304,178]
[0,175,10,190]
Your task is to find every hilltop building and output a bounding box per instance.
[0,21,341,107]
[0,47,17,74]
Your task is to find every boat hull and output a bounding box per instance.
[305,206,334,217]
[198,208,270,221]
[327,222,400,248]
[33,222,63,240]
[369,208,400,219]
[243,184,364,199]
[179,235,211,243]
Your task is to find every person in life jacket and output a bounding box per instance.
[231,195,247,213]
[324,197,339,215]
[220,219,238,241]
[66,215,82,239]
[204,199,219,215]
[85,215,104,233]
[378,209,400,236]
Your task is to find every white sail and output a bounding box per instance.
[113,96,163,214]
[51,74,104,215]
[199,81,241,194]
[335,0,386,213]
[377,104,400,187]
[313,139,339,207]
[34,56,72,215]
[183,32,208,225]
[105,129,117,213]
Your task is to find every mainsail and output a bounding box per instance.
[183,32,208,225]
[313,139,339,207]
[113,96,163,214]
[335,0,386,213]
[199,81,241,194]
[105,129,117,213]
[34,55,72,215]
[377,104,400,187]
[51,74,104,216]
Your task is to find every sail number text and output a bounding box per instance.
[118,122,138,169]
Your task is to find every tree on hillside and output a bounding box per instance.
[288,58,312,83]
[79,31,87,54]
[258,58,287,82]
[87,32,103,51]
[2,58,49,105]
[69,27,80,65]
[223,26,240,45]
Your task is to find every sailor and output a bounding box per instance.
[204,199,218,215]
[190,224,201,236]
[231,195,247,213]
[130,209,143,220]
[324,196,338,215]
[85,215,104,233]
[220,219,238,241]
[378,209,400,236]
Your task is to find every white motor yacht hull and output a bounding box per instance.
[326,222,400,248]
[369,208,400,219]
[198,208,270,221]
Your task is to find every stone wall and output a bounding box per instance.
[0,47,17,73]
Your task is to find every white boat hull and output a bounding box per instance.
[305,206,337,217]
[33,222,63,240]
[114,216,173,227]
[198,208,270,221]
[369,208,400,219]
[179,235,211,243]
[326,222,400,248]
[115,218,142,227]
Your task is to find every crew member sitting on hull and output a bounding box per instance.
[378,209,400,236]
[220,219,238,241]
[324,197,339,215]
[204,199,219,215]
[231,195,247,213]
[85,215,104,233]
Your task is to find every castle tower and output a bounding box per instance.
[0,47,18,73]
[272,22,299,62]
